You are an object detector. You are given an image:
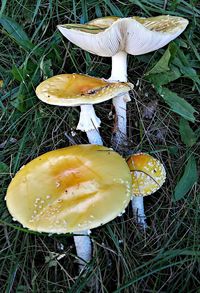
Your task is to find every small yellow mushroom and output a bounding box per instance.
[126,153,166,228]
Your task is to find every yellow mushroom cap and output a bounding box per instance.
[126,153,166,197]
[35,74,133,107]
[57,15,188,57]
[6,145,132,233]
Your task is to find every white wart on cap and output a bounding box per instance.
[126,153,166,229]
[126,153,166,196]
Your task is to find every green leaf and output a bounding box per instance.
[146,47,171,75]
[0,162,9,173]
[173,156,198,201]
[147,66,181,87]
[146,43,177,75]
[157,87,197,122]
[174,57,200,84]
[172,43,200,86]
[11,94,26,112]
[11,65,24,82]
[179,118,197,147]
[0,15,34,50]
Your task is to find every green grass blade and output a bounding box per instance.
[0,15,34,50]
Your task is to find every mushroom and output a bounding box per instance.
[126,153,166,228]
[57,15,188,147]
[6,144,132,272]
[36,73,133,145]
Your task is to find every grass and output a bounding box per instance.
[0,0,200,292]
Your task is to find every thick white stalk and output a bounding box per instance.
[109,52,147,228]
[86,129,103,145]
[74,230,92,274]
[74,106,103,273]
[110,51,128,82]
[131,196,147,229]
[77,104,103,145]
[109,51,130,148]
[112,93,130,147]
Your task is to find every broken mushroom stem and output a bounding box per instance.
[131,196,147,229]
[75,105,103,273]
[73,230,92,274]
[109,51,131,149]
[77,104,103,145]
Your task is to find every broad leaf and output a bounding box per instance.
[173,156,198,201]
[157,87,197,122]
[147,65,181,87]
[146,43,177,75]
[179,118,197,147]
[146,46,171,75]
[172,43,200,86]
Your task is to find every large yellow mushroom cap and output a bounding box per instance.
[36,74,133,107]
[126,153,166,197]
[6,145,132,233]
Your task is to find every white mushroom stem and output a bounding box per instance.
[110,51,128,82]
[131,196,147,229]
[109,52,147,228]
[112,93,130,145]
[77,104,103,145]
[74,230,92,274]
[109,51,131,147]
[74,105,103,273]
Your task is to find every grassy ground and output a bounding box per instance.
[0,0,200,292]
